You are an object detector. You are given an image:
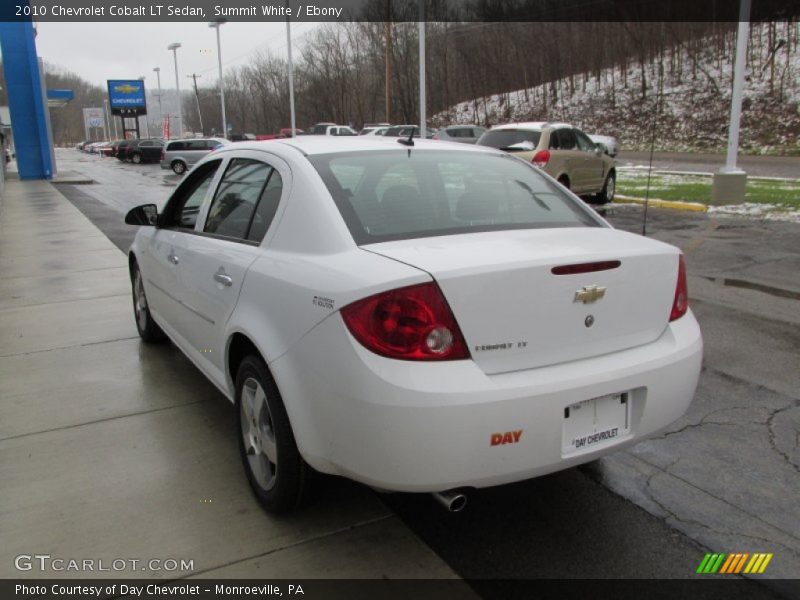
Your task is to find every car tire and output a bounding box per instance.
[132,153,142,164]
[557,175,570,190]
[171,160,187,175]
[131,263,165,343]
[236,355,309,513]
[595,172,616,205]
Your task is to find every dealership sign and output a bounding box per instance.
[107,79,147,116]
[82,107,104,130]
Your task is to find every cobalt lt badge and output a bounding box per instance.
[574,285,607,304]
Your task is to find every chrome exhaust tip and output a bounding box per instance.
[432,490,467,512]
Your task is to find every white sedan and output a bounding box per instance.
[125,137,702,513]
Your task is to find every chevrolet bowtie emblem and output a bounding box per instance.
[574,285,607,304]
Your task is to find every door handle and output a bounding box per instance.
[167,253,179,265]
[214,272,233,287]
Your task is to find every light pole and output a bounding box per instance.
[285,13,296,137]
[138,76,151,138]
[168,42,183,138]
[153,67,163,138]
[209,19,228,139]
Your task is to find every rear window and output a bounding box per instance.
[308,150,601,245]
[477,129,541,151]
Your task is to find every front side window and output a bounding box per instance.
[161,160,221,229]
[574,129,596,153]
[309,150,602,245]
[204,158,271,240]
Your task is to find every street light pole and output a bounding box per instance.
[209,19,228,139]
[153,67,163,138]
[711,0,750,205]
[168,43,183,138]
[418,3,425,137]
[138,76,151,138]
[187,73,205,136]
[286,12,296,137]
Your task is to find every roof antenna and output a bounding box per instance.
[397,128,415,147]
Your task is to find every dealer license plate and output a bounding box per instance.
[562,392,631,455]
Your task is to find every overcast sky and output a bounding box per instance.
[34,21,321,90]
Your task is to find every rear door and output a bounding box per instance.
[175,151,289,374]
[574,128,606,193]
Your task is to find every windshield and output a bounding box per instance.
[478,129,542,151]
[308,150,602,244]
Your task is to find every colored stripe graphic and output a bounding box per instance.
[699,552,774,574]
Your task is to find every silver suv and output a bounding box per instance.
[161,138,229,175]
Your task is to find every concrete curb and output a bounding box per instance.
[614,194,708,212]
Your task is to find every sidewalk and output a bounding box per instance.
[0,175,469,585]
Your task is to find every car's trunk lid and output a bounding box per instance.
[363,228,679,375]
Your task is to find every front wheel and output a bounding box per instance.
[131,263,165,342]
[236,355,309,513]
[131,153,142,164]
[171,160,187,175]
[595,172,616,205]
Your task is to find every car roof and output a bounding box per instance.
[491,121,573,131]
[217,137,505,157]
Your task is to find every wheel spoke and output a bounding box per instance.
[261,427,278,464]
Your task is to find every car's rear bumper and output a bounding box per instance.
[271,311,702,492]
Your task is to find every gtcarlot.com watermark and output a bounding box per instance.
[14,554,194,573]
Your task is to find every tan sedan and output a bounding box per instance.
[477,122,616,203]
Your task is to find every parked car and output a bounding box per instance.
[115,140,136,161]
[95,141,114,157]
[319,125,357,136]
[432,125,487,144]
[383,125,436,138]
[477,122,616,204]
[161,137,229,175]
[588,134,619,158]
[358,126,389,136]
[279,128,304,137]
[124,137,702,513]
[310,122,337,135]
[123,139,164,164]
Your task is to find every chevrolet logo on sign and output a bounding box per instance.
[574,285,607,304]
[114,84,140,94]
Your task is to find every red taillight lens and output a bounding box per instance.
[160,150,165,161]
[341,282,469,361]
[532,149,550,168]
[670,255,688,321]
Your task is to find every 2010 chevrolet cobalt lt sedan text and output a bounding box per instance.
[125,137,703,513]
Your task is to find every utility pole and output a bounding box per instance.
[153,67,163,138]
[384,0,392,123]
[188,73,205,136]
[286,11,296,137]
[418,2,425,137]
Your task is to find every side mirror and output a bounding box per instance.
[595,143,606,155]
[125,204,158,226]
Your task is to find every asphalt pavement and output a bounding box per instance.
[4,149,798,595]
[617,151,800,179]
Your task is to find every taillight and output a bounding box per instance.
[670,255,688,321]
[432,134,439,140]
[160,150,165,161]
[341,282,469,361]
[532,150,550,168]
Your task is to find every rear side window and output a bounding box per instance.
[187,140,208,151]
[168,141,185,151]
[477,129,541,151]
[204,158,271,240]
[309,150,601,245]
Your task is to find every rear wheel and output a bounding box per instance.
[131,153,142,164]
[171,160,187,175]
[236,355,309,513]
[131,263,165,342]
[557,175,570,190]
[594,171,616,205]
